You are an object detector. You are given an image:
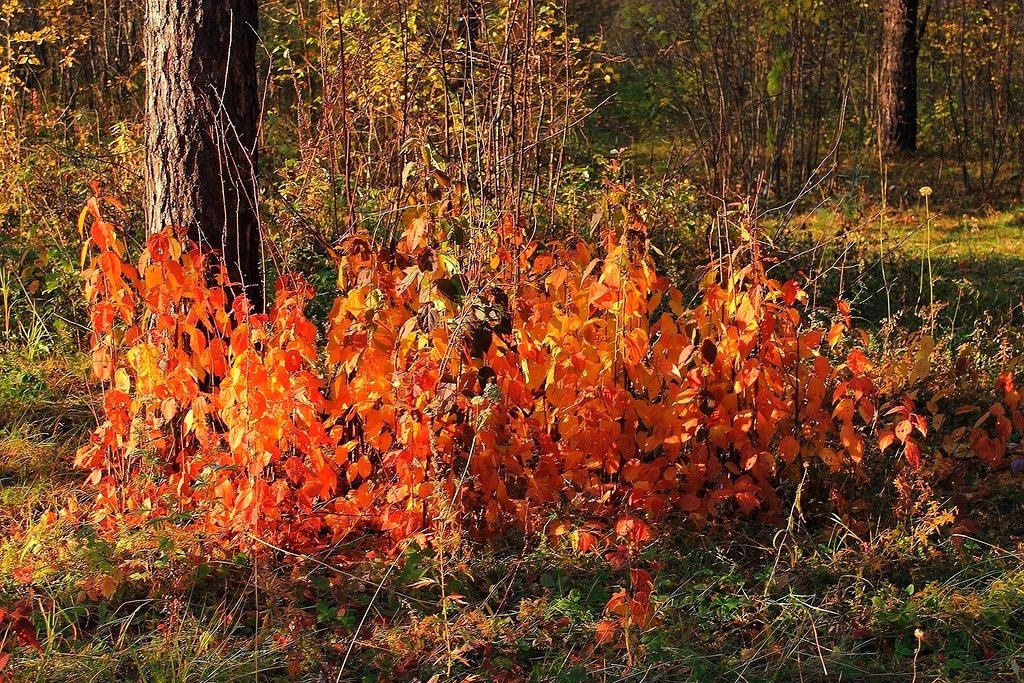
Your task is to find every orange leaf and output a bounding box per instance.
[847,349,872,375]
[905,440,922,468]
[827,323,845,348]
[357,456,373,479]
[895,419,912,444]
[595,619,619,645]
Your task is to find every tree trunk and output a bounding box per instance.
[878,0,919,154]
[143,0,262,306]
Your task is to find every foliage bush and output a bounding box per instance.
[77,176,894,556]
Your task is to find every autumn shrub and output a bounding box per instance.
[73,175,912,561]
[74,185,1024,564]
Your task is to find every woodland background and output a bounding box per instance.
[3,0,1024,681]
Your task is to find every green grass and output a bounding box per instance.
[774,199,1024,334]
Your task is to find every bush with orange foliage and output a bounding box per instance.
[77,189,906,556]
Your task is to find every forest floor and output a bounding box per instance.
[3,193,1024,682]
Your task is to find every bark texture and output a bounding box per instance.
[143,0,262,304]
[879,0,919,154]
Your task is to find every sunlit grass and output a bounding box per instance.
[780,199,1024,333]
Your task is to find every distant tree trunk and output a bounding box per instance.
[878,0,919,154]
[143,0,262,306]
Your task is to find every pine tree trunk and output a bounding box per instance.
[143,0,262,305]
[878,0,919,154]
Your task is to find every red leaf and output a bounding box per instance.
[782,280,800,306]
[630,568,653,592]
[615,516,653,544]
[11,566,33,586]
[904,440,922,468]
[700,338,718,364]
